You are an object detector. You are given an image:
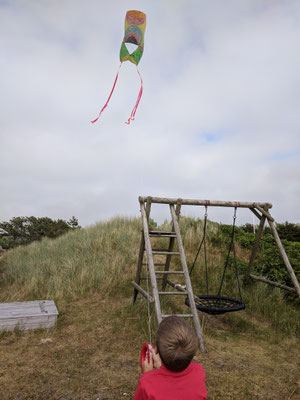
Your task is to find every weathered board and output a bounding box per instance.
[0,300,59,331]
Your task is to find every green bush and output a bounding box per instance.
[209,223,300,304]
[253,235,300,290]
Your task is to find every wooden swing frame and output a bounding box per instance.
[133,196,300,353]
[139,196,300,298]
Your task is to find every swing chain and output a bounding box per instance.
[217,206,243,300]
[188,205,245,315]
[189,206,208,276]
[233,206,237,221]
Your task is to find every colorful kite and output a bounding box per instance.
[91,10,146,125]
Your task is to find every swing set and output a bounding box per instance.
[133,196,300,352]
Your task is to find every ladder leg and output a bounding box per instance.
[133,234,146,304]
[170,204,206,352]
[141,201,162,323]
[133,198,152,303]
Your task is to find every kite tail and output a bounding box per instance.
[125,66,143,125]
[91,62,123,124]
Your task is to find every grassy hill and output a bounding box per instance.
[0,217,299,399]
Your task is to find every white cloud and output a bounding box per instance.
[0,0,299,227]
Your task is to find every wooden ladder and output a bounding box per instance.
[132,197,206,352]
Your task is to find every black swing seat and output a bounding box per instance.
[185,294,245,315]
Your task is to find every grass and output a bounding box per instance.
[0,216,299,399]
[0,217,141,304]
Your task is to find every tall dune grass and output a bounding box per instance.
[0,217,141,303]
[0,215,299,336]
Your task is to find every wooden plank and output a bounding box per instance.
[255,204,275,222]
[132,281,154,303]
[155,271,184,274]
[142,263,166,266]
[0,300,58,331]
[0,305,58,315]
[1,320,56,331]
[151,248,176,252]
[149,231,176,237]
[0,300,55,308]
[152,251,180,255]
[249,274,297,293]
[249,207,262,220]
[139,196,272,209]
[158,291,189,295]
[1,315,57,327]
[0,301,58,317]
[162,314,193,318]
[267,218,300,297]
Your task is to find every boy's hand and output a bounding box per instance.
[152,347,162,369]
[141,348,162,373]
[141,350,153,373]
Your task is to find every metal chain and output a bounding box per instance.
[218,206,243,299]
[189,205,208,278]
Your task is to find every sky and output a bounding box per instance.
[1,0,300,227]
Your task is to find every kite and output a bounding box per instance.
[91,10,146,125]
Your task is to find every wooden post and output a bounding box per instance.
[132,281,155,302]
[254,204,274,222]
[249,207,262,220]
[170,204,206,353]
[140,201,163,323]
[249,274,296,293]
[245,215,266,280]
[139,196,272,209]
[267,217,300,298]
[133,198,152,303]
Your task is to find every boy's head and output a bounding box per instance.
[156,316,198,372]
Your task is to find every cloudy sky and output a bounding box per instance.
[1,0,299,227]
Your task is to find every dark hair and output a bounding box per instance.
[156,316,198,372]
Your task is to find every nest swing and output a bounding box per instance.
[186,206,245,316]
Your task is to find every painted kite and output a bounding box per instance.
[91,10,146,125]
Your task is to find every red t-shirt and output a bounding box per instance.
[133,362,207,400]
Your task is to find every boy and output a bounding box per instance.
[133,316,207,399]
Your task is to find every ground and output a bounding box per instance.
[0,292,299,400]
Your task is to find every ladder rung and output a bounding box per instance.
[142,263,166,266]
[155,271,184,274]
[149,231,176,237]
[158,291,188,295]
[162,314,193,318]
[140,277,164,280]
[152,251,180,255]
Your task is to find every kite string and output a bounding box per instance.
[125,66,143,125]
[91,62,123,124]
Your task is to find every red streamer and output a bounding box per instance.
[91,62,123,124]
[125,66,143,125]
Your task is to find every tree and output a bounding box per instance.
[67,216,79,229]
[0,216,81,249]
